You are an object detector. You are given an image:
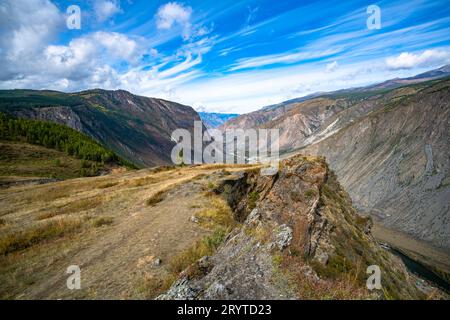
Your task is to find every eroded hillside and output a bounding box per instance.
[219,77,450,258]
[302,79,450,251]
[1,157,440,299]
[159,156,429,300]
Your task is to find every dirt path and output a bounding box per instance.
[0,164,255,299]
[32,181,209,299]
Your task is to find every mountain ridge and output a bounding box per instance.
[198,112,239,129]
[0,89,203,167]
[220,65,450,131]
[218,74,450,252]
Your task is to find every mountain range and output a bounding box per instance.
[220,66,450,252]
[0,65,449,299]
[198,112,239,129]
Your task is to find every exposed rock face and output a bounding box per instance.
[219,103,294,131]
[303,80,450,250]
[15,106,83,131]
[0,89,203,167]
[220,75,450,251]
[159,156,422,300]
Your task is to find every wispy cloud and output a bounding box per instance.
[1,0,450,113]
[229,48,341,71]
[326,61,338,72]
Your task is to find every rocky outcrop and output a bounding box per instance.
[220,74,450,251]
[159,155,423,300]
[15,106,83,132]
[303,80,450,250]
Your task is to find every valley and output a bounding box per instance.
[1,157,442,299]
[1,0,449,303]
[372,222,450,290]
[0,66,448,300]
[226,73,450,252]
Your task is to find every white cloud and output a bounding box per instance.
[93,31,144,63]
[43,32,145,79]
[156,2,192,39]
[2,0,449,115]
[0,1,202,97]
[386,49,450,70]
[229,48,340,71]
[0,0,64,80]
[158,54,202,78]
[94,0,122,22]
[173,59,430,113]
[326,61,338,72]
[1,20,150,91]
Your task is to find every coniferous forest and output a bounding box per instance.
[0,112,132,167]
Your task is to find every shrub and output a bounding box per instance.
[92,216,114,227]
[195,197,235,229]
[98,182,118,189]
[248,190,259,210]
[304,189,317,199]
[168,227,228,275]
[137,273,177,299]
[146,190,166,206]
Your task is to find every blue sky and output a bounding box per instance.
[1,0,450,113]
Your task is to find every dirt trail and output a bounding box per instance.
[0,164,255,299]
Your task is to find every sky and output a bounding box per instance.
[1,0,450,114]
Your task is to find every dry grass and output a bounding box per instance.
[194,197,235,229]
[138,226,230,299]
[27,186,70,203]
[0,218,84,256]
[294,273,371,300]
[128,176,159,187]
[168,227,229,275]
[97,182,118,189]
[141,194,237,298]
[0,163,251,299]
[199,163,252,170]
[273,253,371,300]
[36,196,103,220]
[137,273,178,299]
[244,224,271,243]
[91,216,114,228]
[145,190,167,206]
